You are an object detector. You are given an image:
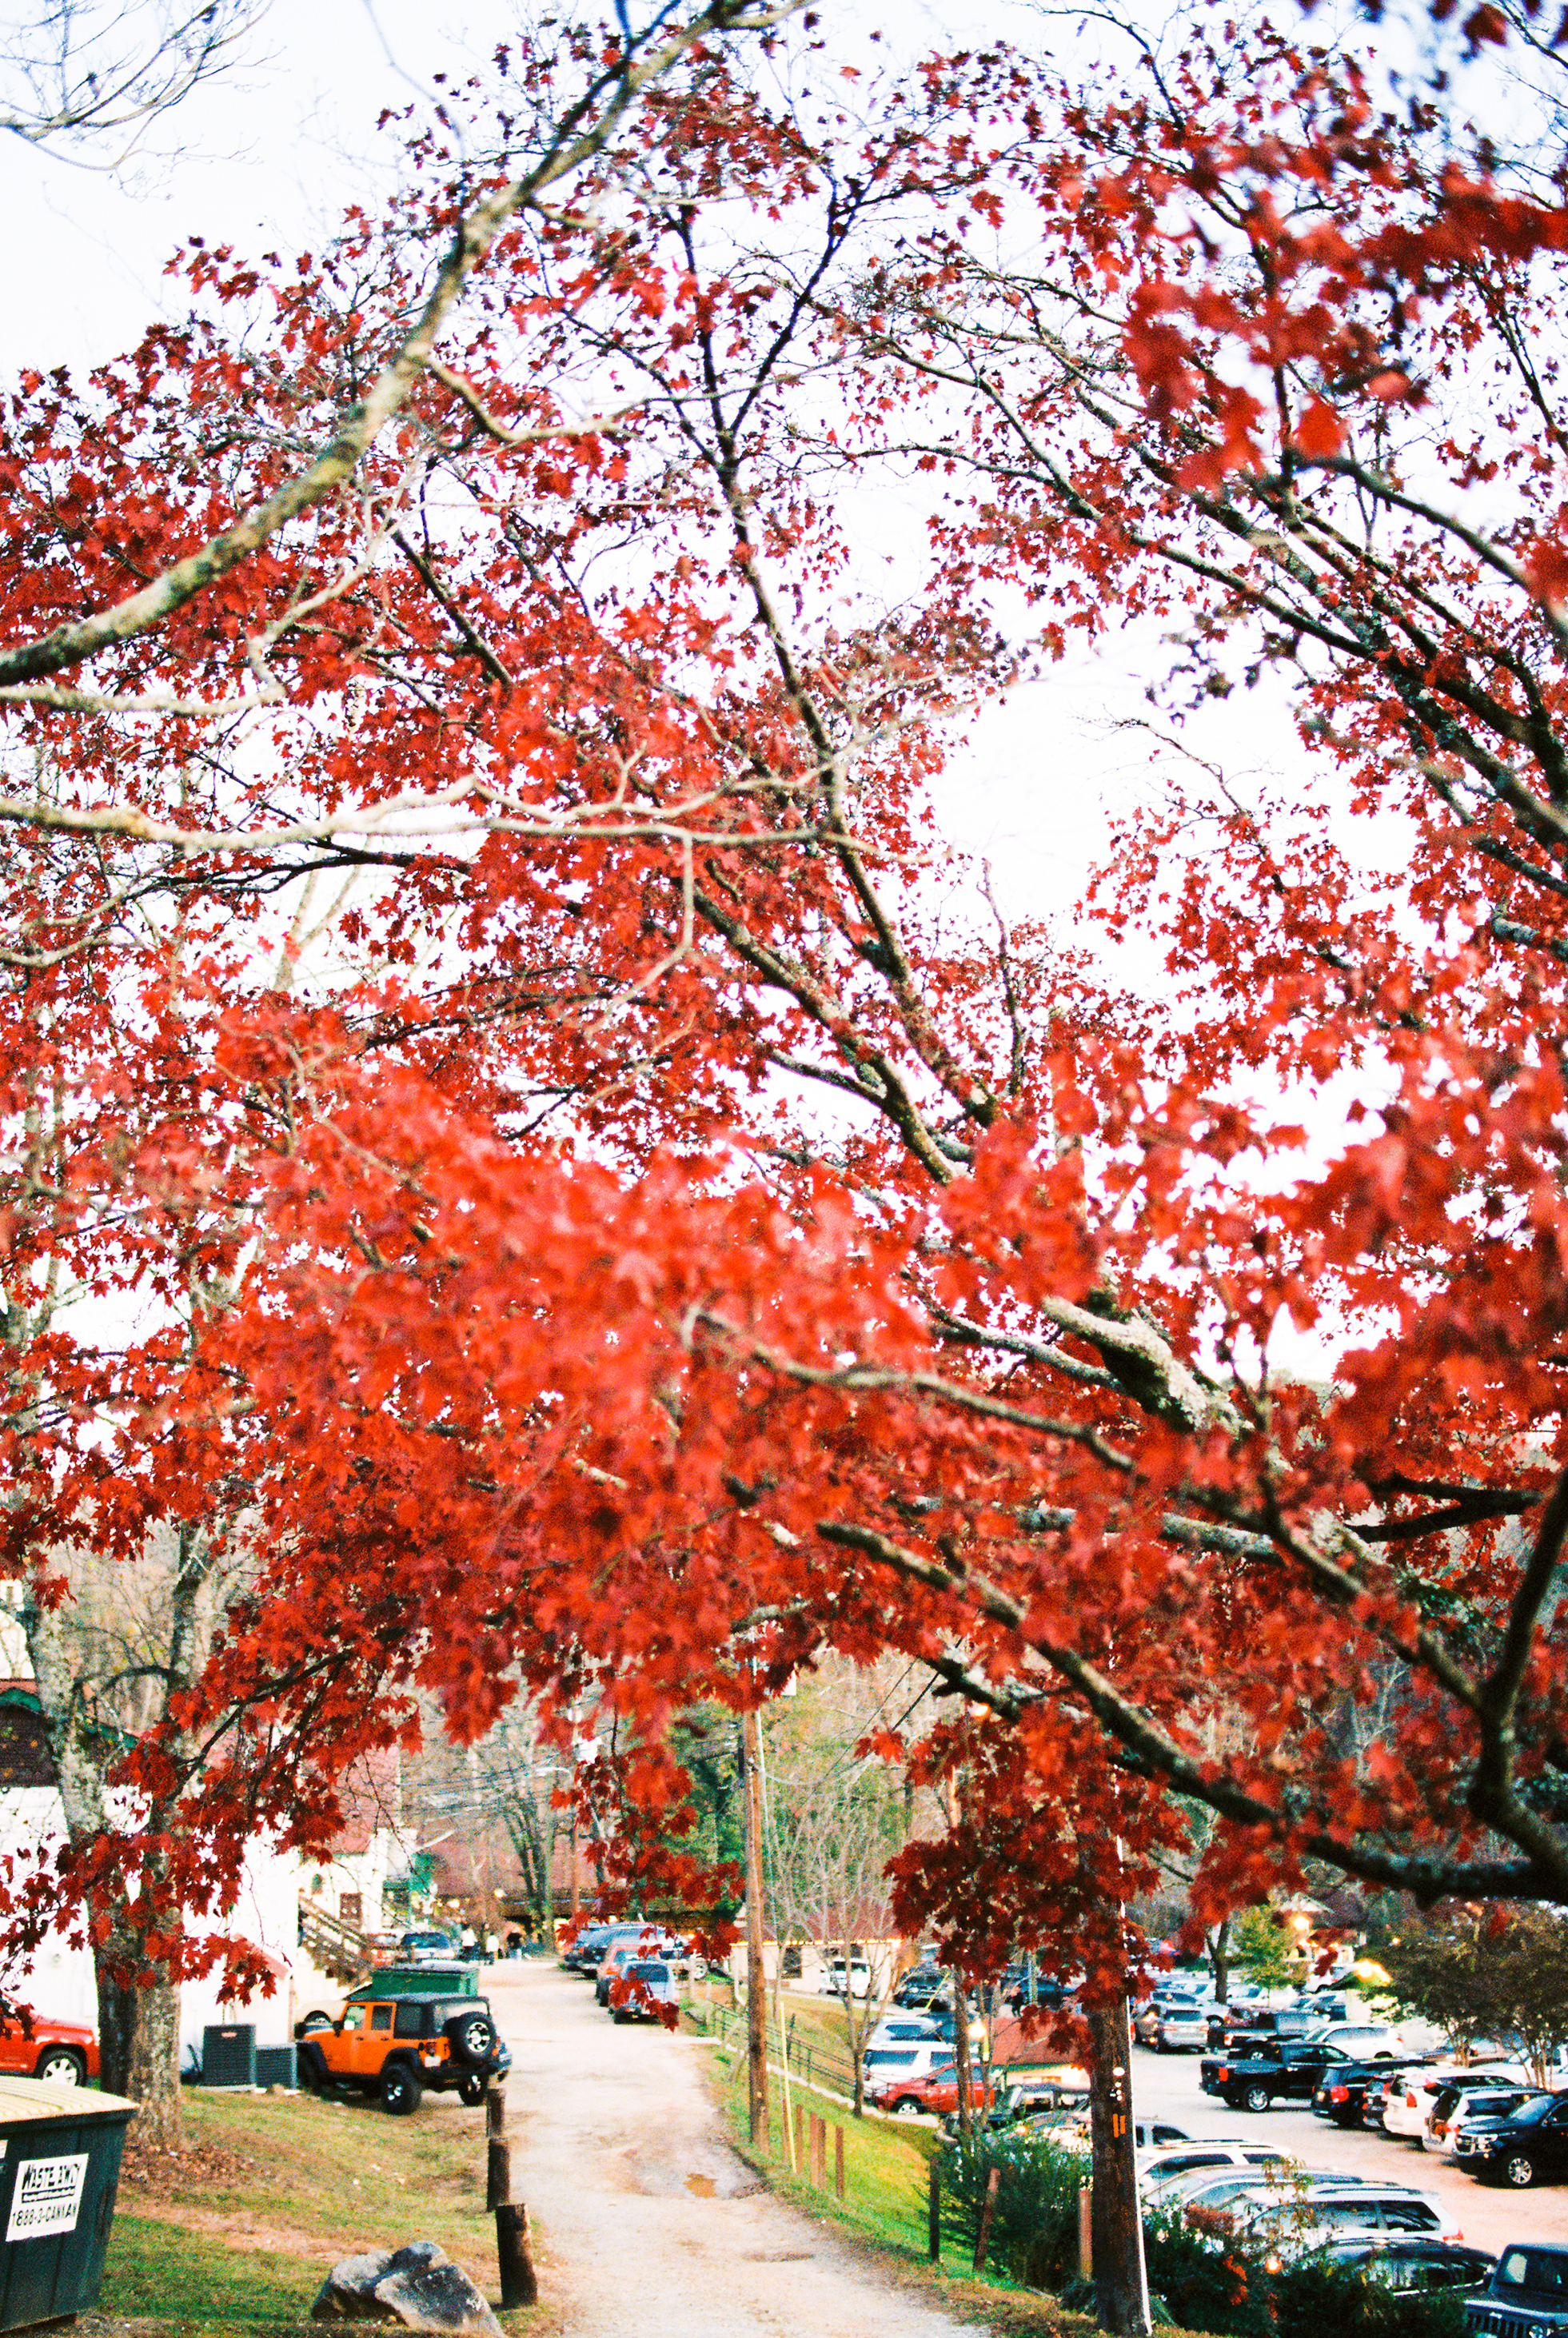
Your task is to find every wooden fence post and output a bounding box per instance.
[495,2203,537,2309]
[972,2165,1000,2276]
[809,2113,825,2187]
[1078,2183,1093,2280]
[485,2089,510,2214]
[793,2101,804,2171]
[928,2155,940,2262]
[834,2125,844,2201]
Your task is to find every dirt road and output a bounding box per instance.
[481,1962,985,2338]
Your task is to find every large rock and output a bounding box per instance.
[311,2241,504,2335]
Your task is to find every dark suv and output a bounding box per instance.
[1466,2244,1568,2332]
[1457,2093,1568,2188]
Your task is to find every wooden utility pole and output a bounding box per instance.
[741,1703,768,2148]
[1086,1997,1151,2336]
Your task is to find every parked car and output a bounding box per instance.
[397,1929,457,1966]
[593,1926,676,2002]
[1134,1989,1205,2045]
[862,2040,958,2089]
[1173,2168,1379,2219]
[1200,2037,1354,2112]
[559,1923,616,1972]
[1424,2078,1538,2154]
[1210,2004,1333,2048]
[1464,2242,1568,2332]
[1140,2142,1291,2198]
[870,2061,994,2118]
[609,1959,680,2024]
[1155,2001,1222,2053]
[1386,2063,1529,2143]
[1305,2022,1408,2061]
[1322,2236,1494,2296]
[866,2013,946,2053]
[824,1957,873,1999]
[1363,2068,1404,2130]
[1457,2092,1568,2188]
[1313,2060,1409,2129]
[1024,2113,1188,2156]
[1222,2184,1458,2264]
[892,1969,952,2011]
[977,2083,1099,2133]
[0,1993,98,2085]
[295,1990,510,2114]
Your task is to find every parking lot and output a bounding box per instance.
[1127,2039,1568,2257]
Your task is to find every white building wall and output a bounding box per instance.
[0,1781,304,2066]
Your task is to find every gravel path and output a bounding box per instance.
[481,1963,986,2338]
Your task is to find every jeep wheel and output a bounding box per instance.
[445,2010,497,2065]
[457,2073,487,2107]
[381,2061,421,2117]
[297,2042,327,2093]
[1502,2151,1538,2188]
[1243,2085,1271,2114]
[34,2049,85,2086]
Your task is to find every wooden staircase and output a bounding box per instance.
[298,1899,372,1986]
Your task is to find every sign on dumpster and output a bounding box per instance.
[6,2154,86,2242]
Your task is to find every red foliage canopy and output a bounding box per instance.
[0,6,1566,1996]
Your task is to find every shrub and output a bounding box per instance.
[941,2140,1471,2336]
[1143,2202,1273,2336]
[937,2127,1085,2288]
[1272,2256,1470,2338]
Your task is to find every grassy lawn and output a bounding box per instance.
[703,2037,1105,2334]
[702,2037,1235,2338]
[681,1977,873,2097]
[90,2087,554,2336]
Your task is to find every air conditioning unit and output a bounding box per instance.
[201,2023,257,2087]
[254,2045,297,2089]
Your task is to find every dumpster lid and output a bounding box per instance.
[0,2076,136,2119]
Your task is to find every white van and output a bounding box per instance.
[824,1957,872,1999]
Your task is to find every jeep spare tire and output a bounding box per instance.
[294,2010,333,2038]
[446,2010,496,2065]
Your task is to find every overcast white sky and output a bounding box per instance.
[0,0,1307,934]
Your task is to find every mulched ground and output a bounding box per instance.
[116,2131,260,2199]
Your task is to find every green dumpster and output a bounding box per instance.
[345,1965,477,2001]
[0,2074,134,2330]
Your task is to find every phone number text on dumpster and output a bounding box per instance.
[7,2154,87,2241]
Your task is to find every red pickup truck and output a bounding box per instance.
[869,2061,995,2119]
[0,1992,98,2085]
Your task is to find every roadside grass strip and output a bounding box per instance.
[96,2087,548,2332]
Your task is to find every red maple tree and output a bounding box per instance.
[1,22,1566,2312]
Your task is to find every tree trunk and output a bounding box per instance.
[1208,1916,1231,2005]
[740,1707,768,2147]
[1087,1998,1151,2336]
[98,1960,182,2144]
[94,1888,183,2146]
[952,1973,974,2141]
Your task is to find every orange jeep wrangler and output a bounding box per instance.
[294,1992,510,2114]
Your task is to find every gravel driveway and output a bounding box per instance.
[481,1963,987,2338]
